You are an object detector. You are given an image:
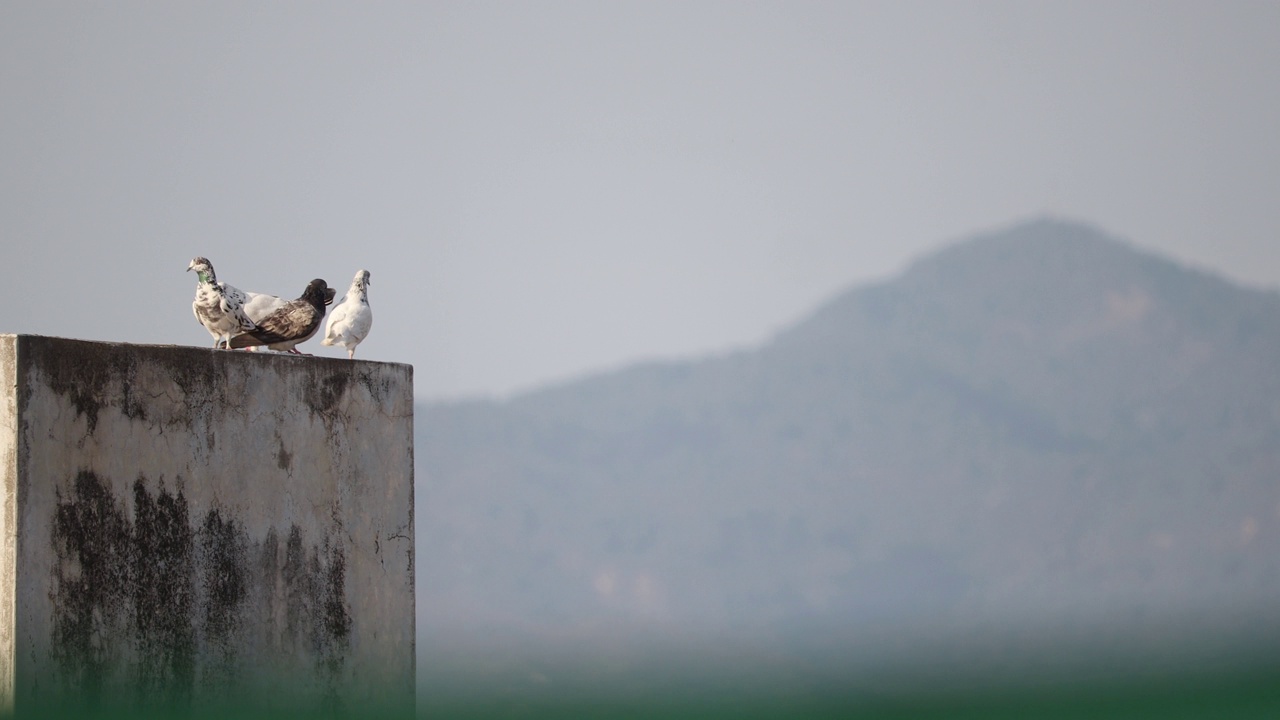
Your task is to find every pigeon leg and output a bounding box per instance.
[348,348,355,360]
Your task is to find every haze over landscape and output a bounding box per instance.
[416,219,1280,700]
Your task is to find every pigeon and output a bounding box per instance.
[188,256,255,349]
[321,269,373,359]
[242,285,337,322]
[240,286,337,351]
[228,279,332,354]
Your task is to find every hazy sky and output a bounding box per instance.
[2,1,1277,400]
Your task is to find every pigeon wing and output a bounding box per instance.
[243,291,289,324]
[348,301,372,343]
[321,298,353,345]
[219,281,250,307]
[217,284,256,332]
[230,301,320,348]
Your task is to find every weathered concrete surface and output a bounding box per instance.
[0,335,414,717]
[0,337,17,715]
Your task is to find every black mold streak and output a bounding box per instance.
[322,540,351,643]
[276,438,293,472]
[304,369,351,416]
[283,524,310,650]
[281,525,351,651]
[20,338,241,436]
[200,509,247,646]
[356,369,394,405]
[168,352,222,407]
[51,470,132,706]
[130,476,195,708]
[35,343,148,434]
[50,473,354,709]
[258,526,280,654]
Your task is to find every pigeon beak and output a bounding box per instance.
[325,288,337,305]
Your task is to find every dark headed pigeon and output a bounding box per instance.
[241,285,336,352]
[243,284,337,323]
[228,279,334,354]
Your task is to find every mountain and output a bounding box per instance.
[415,219,1280,683]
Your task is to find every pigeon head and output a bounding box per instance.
[302,279,333,309]
[353,269,371,293]
[187,257,215,283]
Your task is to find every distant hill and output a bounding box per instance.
[415,219,1280,671]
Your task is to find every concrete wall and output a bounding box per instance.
[0,335,414,717]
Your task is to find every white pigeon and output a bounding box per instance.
[321,269,373,359]
[187,256,255,349]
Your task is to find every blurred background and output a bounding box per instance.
[3,1,1280,716]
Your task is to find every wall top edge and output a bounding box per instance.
[0,333,414,373]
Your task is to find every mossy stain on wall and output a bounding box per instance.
[49,472,352,709]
